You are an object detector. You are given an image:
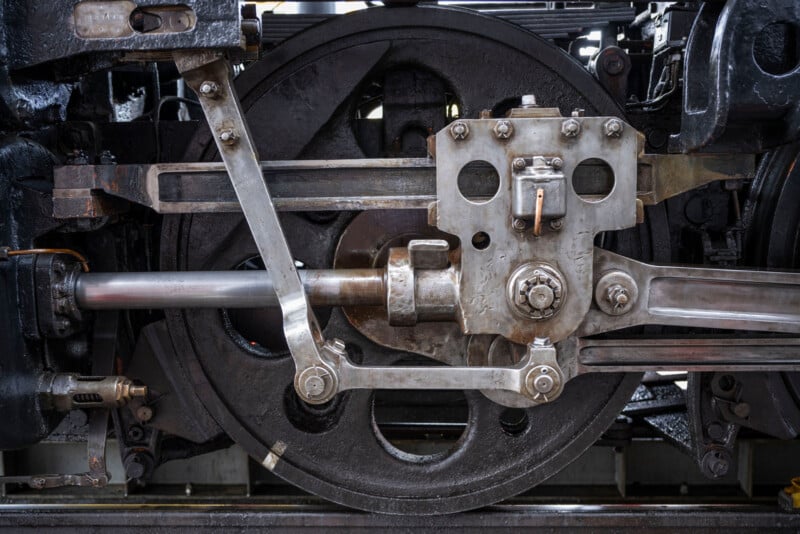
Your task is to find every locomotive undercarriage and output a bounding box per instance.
[2,0,800,518]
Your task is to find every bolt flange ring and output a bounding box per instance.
[296,365,337,404]
[524,364,563,402]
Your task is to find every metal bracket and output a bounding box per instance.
[329,337,564,405]
[173,52,341,404]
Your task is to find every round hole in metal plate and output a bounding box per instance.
[471,231,491,250]
[753,22,800,76]
[457,160,500,204]
[572,158,615,203]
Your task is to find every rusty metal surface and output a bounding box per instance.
[637,153,755,205]
[52,152,748,217]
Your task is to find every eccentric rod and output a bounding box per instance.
[74,270,386,309]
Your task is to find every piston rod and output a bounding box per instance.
[75,269,386,309]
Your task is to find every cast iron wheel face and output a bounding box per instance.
[160,6,641,514]
[741,143,800,410]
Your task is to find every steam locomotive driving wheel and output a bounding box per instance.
[161,7,642,514]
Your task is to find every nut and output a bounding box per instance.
[508,264,565,320]
[603,118,624,138]
[606,284,630,311]
[198,80,219,98]
[449,121,469,140]
[561,118,581,138]
[595,271,638,316]
[219,128,239,146]
[493,120,514,139]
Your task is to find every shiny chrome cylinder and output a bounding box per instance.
[74,269,386,309]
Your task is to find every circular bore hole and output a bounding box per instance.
[499,408,529,436]
[457,160,501,204]
[222,256,330,357]
[283,384,345,434]
[572,158,615,202]
[753,22,800,75]
[718,374,736,393]
[372,389,468,459]
[471,231,491,250]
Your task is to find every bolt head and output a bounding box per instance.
[550,157,563,170]
[493,120,513,139]
[512,157,527,170]
[449,121,469,140]
[199,80,219,97]
[219,128,239,146]
[604,118,624,138]
[521,94,538,108]
[733,402,751,419]
[549,218,564,231]
[561,118,581,138]
[526,284,555,311]
[136,405,154,423]
[512,218,526,231]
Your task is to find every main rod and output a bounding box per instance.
[74,269,386,309]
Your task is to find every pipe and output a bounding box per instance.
[75,269,386,309]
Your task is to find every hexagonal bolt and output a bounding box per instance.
[198,80,219,98]
[512,218,526,232]
[512,157,527,170]
[324,338,347,358]
[449,121,469,140]
[493,120,514,139]
[218,128,239,146]
[550,157,563,170]
[561,118,581,138]
[549,218,564,231]
[603,118,624,138]
[520,94,538,108]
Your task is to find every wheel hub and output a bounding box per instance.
[161,6,640,515]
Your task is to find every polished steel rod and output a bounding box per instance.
[74,269,385,309]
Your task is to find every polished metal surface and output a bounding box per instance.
[579,249,800,336]
[175,52,343,403]
[74,270,385,309]
[435,115,640,344]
